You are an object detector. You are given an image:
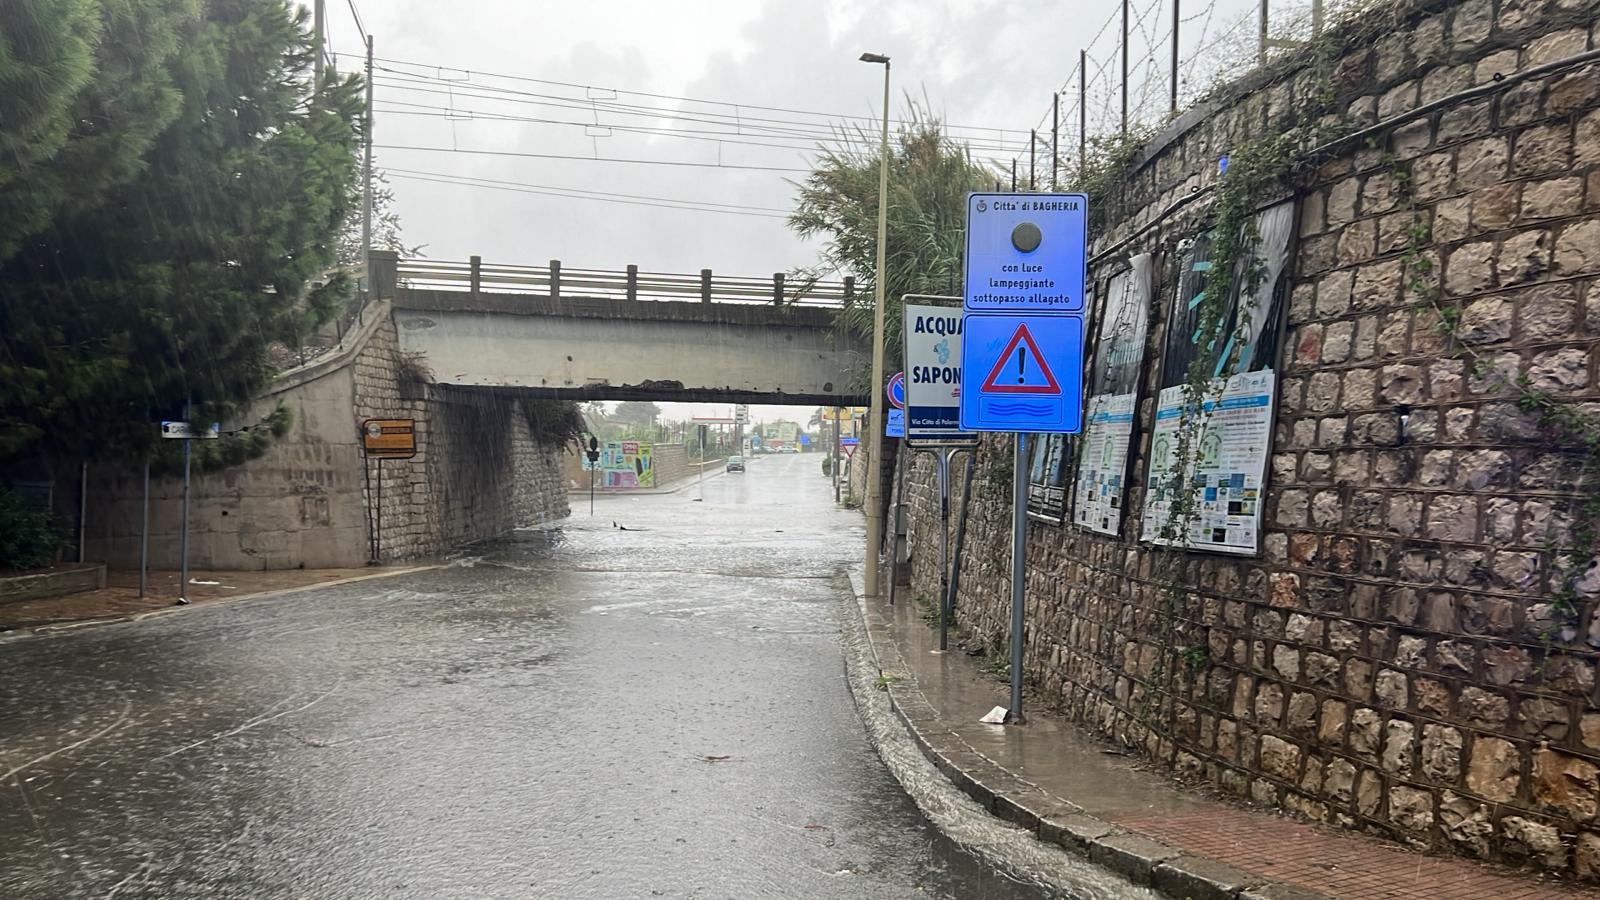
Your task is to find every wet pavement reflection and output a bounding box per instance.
[0,453,1050,899]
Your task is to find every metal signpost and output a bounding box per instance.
[958,192,1089,723]
[585,436,601,515]
[160,416,219,604]
[361,418,418,563]
[901,296,979,649]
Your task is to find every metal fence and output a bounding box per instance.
[396,256,856,307]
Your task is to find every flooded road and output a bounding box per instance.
[0,453,1050,898]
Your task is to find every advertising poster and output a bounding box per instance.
[901,299,976,445]
[1142,200,1294,554]
[1140,370,1275,553]
[602,440,655,488]
[1072,254,1152,535]
[1027,434,1071,521]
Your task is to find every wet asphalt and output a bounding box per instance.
[0,452,1052,899]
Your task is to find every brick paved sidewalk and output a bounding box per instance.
[860,591,1588,900]
[0,565,428,635]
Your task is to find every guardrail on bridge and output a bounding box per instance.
[396,257,856,307]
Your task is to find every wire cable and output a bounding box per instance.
[374,143,813,173]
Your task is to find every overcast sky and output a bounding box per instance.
[324,0,1299,274]
[319,0,1307,421]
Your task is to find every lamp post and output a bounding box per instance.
[860,51,891,598]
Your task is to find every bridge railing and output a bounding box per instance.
[396,257,857,308]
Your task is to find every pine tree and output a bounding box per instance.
[0,0,362,464]
[0,0,194,262]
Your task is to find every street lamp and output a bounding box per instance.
[860,51,890,598]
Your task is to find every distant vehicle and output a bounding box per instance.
[725,455,745,472]
[782,445,800,454]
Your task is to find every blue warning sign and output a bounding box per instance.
[959,314,1084,433]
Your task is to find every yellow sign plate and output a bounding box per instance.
[362,418,417,458]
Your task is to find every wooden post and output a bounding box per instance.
[626,264,638,301]
[701,268,713,304]
[549,259,561,300]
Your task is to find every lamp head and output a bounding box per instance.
[859,52,890,64]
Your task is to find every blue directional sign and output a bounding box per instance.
[959,314,1084,433]
[885,408,905,438]
[964,193,1088,314]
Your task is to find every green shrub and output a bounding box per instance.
[821,456,833,476]
[0,488,60,570]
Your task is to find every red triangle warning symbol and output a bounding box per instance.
[980,323,1061,395]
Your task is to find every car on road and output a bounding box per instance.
[725,455,745,472]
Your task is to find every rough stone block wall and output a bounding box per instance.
[353,319,569,562]
[81,303,571,571]
[902,0,1600,879]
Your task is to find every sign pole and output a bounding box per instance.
[372,454,382,560]
[176,396,192,605]
[1009,432,1029,722]
[936,448,952,650]
[590,466,596,516]
[833,408,842,503]
[947,449,975,620]
[139,459,150,598]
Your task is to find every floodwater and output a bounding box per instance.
[0,453,1057,898]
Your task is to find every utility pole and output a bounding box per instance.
[312,0,325,93]
[362,34,375,277]
[859,52,891,597]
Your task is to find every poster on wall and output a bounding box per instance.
[1073,254,1153,535]
[1140,370,1276,551]
[1027,434,1072,521]
[602,440,655,488]
[1141,200,1294,555]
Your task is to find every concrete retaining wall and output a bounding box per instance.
[901,0,1600,880]
[84,301,571,569]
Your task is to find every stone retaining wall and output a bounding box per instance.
[84,303,570,569]
[901,0,1600,879]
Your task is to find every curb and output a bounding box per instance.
[838,571,1161,900]
[844,574,1330,900]
[0,564,442,645]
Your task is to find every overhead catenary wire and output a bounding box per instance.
[373,143,813,173]
[356,52,1034,138]
[384,167,793,212]
[385,171,793,219]
[369,70,1038,152]
[372,99,1032,155]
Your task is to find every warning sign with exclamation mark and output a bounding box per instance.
[959,314,1083,432]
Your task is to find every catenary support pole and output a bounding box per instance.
[1050,93,1059,190]
[312,0,325,93]
[1009,433,1029,721]
[1079,50,1088,173]
[1121,0,1130,135]
[1028,129,1036,190]
[362,35,375,273]
[1171,0,1181,114]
